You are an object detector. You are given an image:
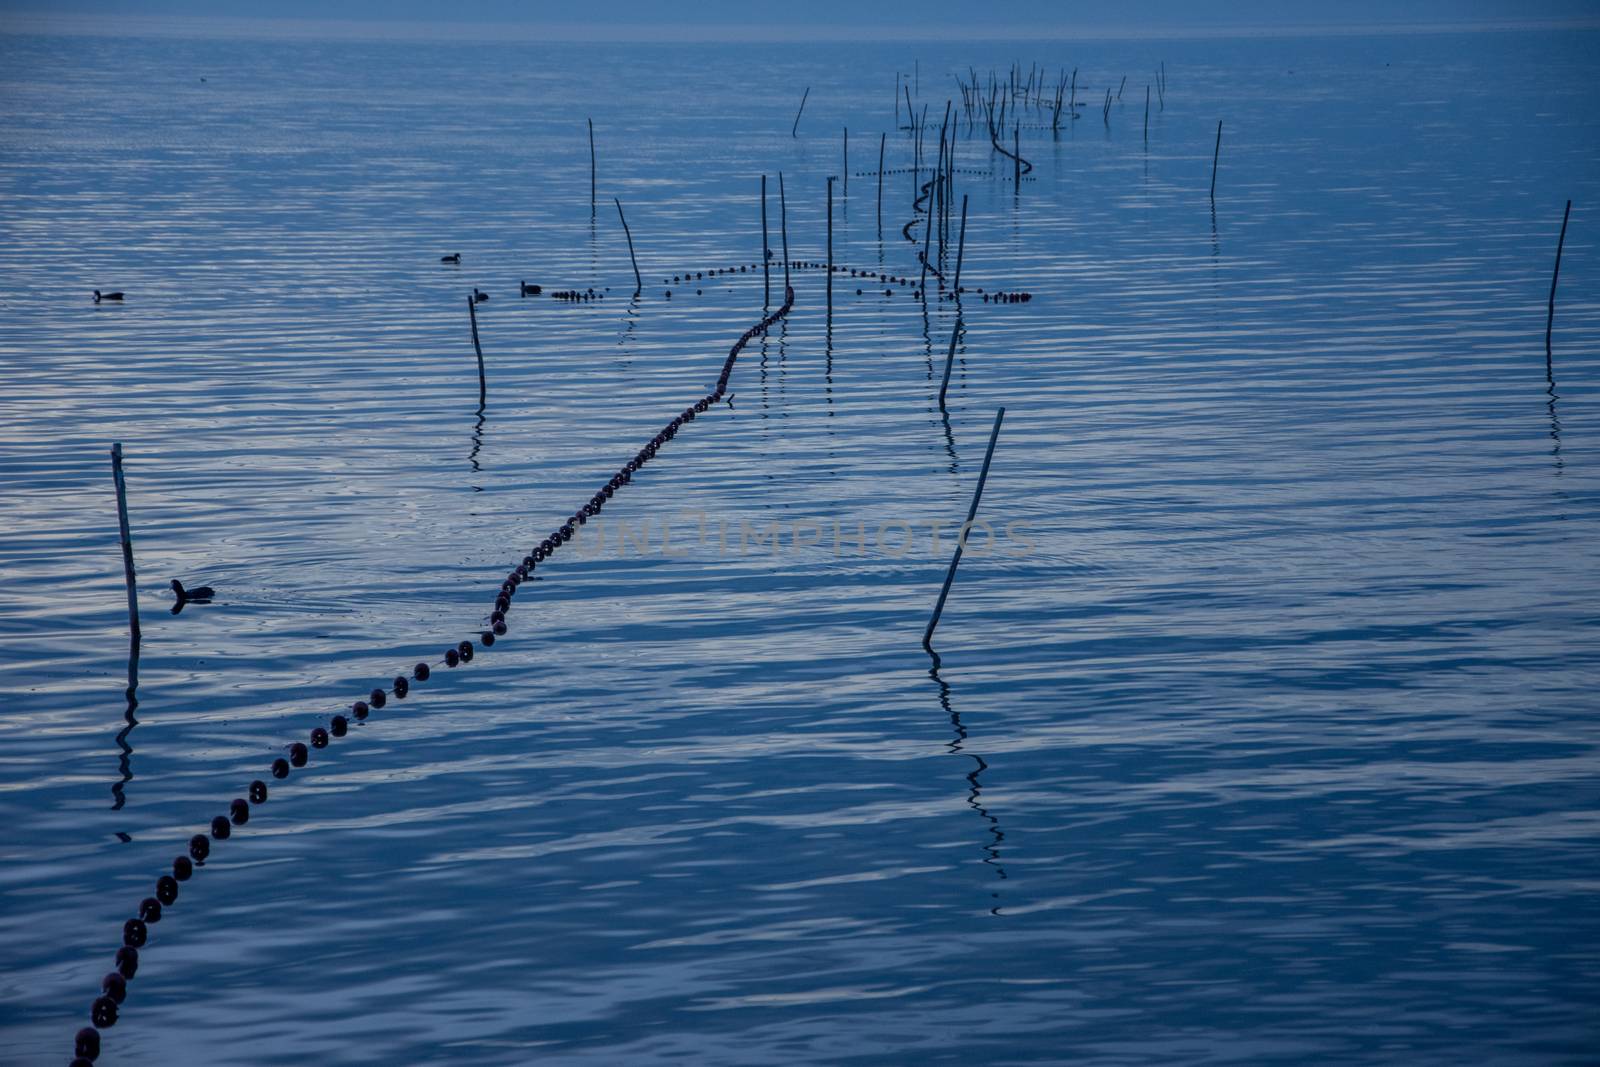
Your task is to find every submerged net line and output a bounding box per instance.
[63,287,796,1067]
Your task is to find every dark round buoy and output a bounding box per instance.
[489,609,505,624]
[492,619,507,635]
[188,834,209,861]
[230,798,249,825]
[393,675,409,698]
[271,757,290,779]
[370,688,386,709]
[310,727,329,749]
[352,700,369,720]
[115,946,138,979]
[413,662,430,682]
[445,648,460,667]
[249,779,268,804]
[664,290,671,298]
[92,996,118,1029]
[479,631,495,646]
[495,596,510,613]
[331,715,348,737]
[289,742,308,767]
[172,856,192,882]
[458,640,474,662]
[122,918,146,947]
[210,815,231,839]
[156,874,178,905]
[76,1026,101,1059]
[101,971,126,1004]
[139,896,162,923]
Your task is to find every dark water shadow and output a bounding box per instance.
[109,632,139,813]
[926,647,1008,911]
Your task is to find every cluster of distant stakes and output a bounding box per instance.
[440,255,1031,305]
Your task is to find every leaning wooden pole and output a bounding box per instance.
[938,316,962,411]
[952,194,969,295]
[761,174,771,307]
[614,197,642,295]
[923,407,1005,648]
[877,131,886,234]
[467,295,486,408]
[588,117,596,214]
[1547,199,1572,356]
[778,171,790,291]
[110,442,140,643]
[826,176,834,312]
[792,86,809,138]
[1210,120,1223,201]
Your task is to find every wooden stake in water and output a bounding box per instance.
[920,172,935,294]
[938,316,962,411]
[792,86,809,138]
[467,295,486,407]
[761,174,770,307]
[614,197,642,295]
[1210,120,1222,201]
[843,127,848,195]
[588,117,596,214]
[923,407,1005,648]
[1013,124,1021,187]
[952,194,968,295]
[110,442,140,643]
[877,131,886,234]
[1547,199,1572,356]
[778,171,790,291]
[826,176,834,312]
[1144,85,1149,145]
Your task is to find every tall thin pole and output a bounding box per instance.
[923,407,1005,648]
[792,86,809,138]
[877,131,886,234]
[1144,86,1149,145]
[826,176,834,312]
[614,197,642,295]
[588,117,596,215]
[843,127,848,196]
[761,174,770,307]
[467,295,486,408]
[778,171,790,292]
[919,172,935,294]
[1547,199,1572,356]
[110,443,140,643]
[1210,120,1223,202]
[938,316,962,410]
[952,194,969,294]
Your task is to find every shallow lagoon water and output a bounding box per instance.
[1,23,1599,1065]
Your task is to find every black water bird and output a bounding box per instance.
[440,253,461,264]
[473,288,489,303]
[94,290,124,302]
[170,579,214,608]
[520,281,542,296]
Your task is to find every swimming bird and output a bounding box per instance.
[520,281,542,296]
[93,290,124,302]
[440,253,461,264]
[171,579,214,602]
[473,288,489,303]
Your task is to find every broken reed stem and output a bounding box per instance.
[877,131,886,234]
[792,86,810,138]
[588,117,596,214]
[467,295,486,407]
[778,171,790,291]
[923,406,1006,648]
[614,197,642,294]
[1210,120,1222,201]
[952,194,968,294]
[1118,75,1126,99]
[938,316,962,410]
[1547,199,1572,355]
[762,174,770,307]
[110,442,140,643]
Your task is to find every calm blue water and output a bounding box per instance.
[1,21,1598,1066]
